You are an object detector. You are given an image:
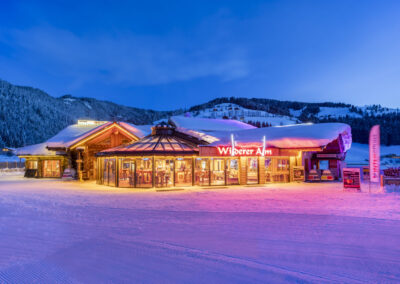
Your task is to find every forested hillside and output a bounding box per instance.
[0,79,180,147]
[1,79,398,148]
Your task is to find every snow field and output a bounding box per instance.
[0,177,400,283]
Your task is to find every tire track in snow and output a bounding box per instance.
[110,237,365,283]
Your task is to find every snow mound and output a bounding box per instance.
[170,116,256,132]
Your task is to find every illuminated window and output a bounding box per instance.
[119,158,135,187]
[103,158,116,186]
[175,158,192,186]
[226,158,239,185]
[247,157,258,184]
[136,158,153,188]
[155,159,174,187]
[195,158,210,186]
[42,160,61,178]
[211,158,225,185]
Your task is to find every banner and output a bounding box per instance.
[369,125,380,183]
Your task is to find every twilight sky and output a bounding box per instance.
[1,0,400,110]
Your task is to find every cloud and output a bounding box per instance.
[0,25,249,88]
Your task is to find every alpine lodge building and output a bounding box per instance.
[16,116,352,188]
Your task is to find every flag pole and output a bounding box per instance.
[231,134,235,156]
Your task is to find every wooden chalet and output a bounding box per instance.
[16,120,148,179]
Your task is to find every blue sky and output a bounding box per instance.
[0,0,399,110]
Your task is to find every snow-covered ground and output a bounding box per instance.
[347,142,400,168]
[0,175,400,283]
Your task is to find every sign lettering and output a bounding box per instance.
[216,146,273,156]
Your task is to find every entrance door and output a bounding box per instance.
[195,158,210,186]
[247,157,258,184]
[103,158,116,186]
[226,158,239,185]
[175,158,192,187]
[155,158,174,188]
[119,158,135,187]
[211,158,225,185]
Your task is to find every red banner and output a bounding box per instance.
[216,146,273,156]
[369,125,380,183]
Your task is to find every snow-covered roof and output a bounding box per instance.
[15,143,58,156]
[16,121,147,156]
[170,116,256,132]
[47,121,146,149]
[46,122,110,148]
[207,123,352,150]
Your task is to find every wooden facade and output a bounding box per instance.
[22,156,67,178]
[19,122,142,180]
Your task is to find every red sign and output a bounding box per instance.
[216,146,273,156]
[343,168,361,189]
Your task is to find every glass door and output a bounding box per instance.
[265,158,272,183]
[155,158,174,188]
[107,159,116,186]
[211,158,225,185]
[277,158,290,182]
[226,158,239,185]
[195,158,210,186]
[175,158,193,187]
[247,157,258,184]
[42,160,61,178]
[136,158,153,188]
[119,158,135,187]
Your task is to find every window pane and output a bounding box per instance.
[108,159,116,186]
[247,157,258,184]
[136,158,153,188]
[155,159,174,187]
[42,160,61,178]
[119,158,135,187]
[265,158,272,183]
[175,158,192,186]
[195,158,210,186]
[226,158,239,185]
[211,158,225,185]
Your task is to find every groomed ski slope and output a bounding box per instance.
[0,176,400,283]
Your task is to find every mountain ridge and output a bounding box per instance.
[1,78,399,148]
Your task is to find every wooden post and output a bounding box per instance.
[239,157,247,185]
[259,156,265,185]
